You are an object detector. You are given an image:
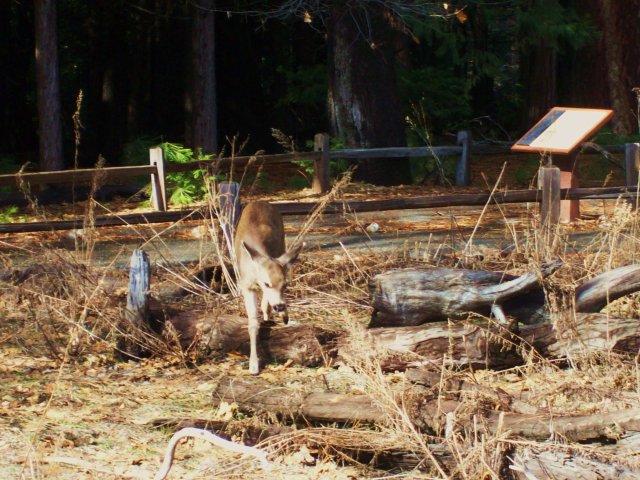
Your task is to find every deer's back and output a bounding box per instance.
[234,201,286,260]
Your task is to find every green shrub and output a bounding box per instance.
[286,175,310,189]
[514,157,541,187]
[0,206,24,223]
[161,142,221,205]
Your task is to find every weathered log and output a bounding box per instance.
[166,310,640,372]
[362,313,640,371]
[575,264,640,312]
[167,312,337,368]
[519,313,640,358]
[213,378,640,444]
[369,260,561,328]
[361,321,524,370]
[213,378,386,423]
[510,448,640,480]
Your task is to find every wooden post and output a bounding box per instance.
[456,130,471,186]
[539,166,561,232]
[150,147,167,212]
[118,248,151,359]
[625,143,640,208]
[313,133,330,194]
[553,152,579,222]
[218,181,240,252]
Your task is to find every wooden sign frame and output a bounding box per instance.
[511,107,613,154]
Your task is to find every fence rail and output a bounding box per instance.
[0,132,637,235]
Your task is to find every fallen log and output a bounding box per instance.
[213,379,640,444]
[368,260,561,328]
[165,309,640,373]
[370,262,640,329]
[519,313,640,358]
[361,321,523,370]
[167,312,337,368]
[365,313,640,370]
[510,448,640,480]
[213,378,388,423]
[575,264,640,312]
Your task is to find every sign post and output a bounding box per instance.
[512,107,613,223]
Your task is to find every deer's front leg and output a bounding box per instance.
[261,295,271,322]
[242,288,261,375]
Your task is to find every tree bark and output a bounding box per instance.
[596,0,640,135]
[521,41,557,129]
[327,2,411,186]
[191,0,218,157]
[34,0,64,171]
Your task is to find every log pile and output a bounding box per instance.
[117,251,640,477]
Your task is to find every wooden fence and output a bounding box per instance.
[0,132,637,234]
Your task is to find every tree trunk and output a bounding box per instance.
[596,0,640,135]
[327,2,411,186]
[191,0,218,157]
[520,41,557,129]
[34,0,64,171]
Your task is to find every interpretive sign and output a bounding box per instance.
[512,107,613,154]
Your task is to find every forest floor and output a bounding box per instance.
[2,155,640,479]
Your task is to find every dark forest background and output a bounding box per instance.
[1,0,639,186]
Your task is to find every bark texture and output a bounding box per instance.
[327,2,411,185]
[596,0,640,134]
[369,261,560,327]
[191,0,218,156]
[34,0,64,171]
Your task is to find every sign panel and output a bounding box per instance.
[512,107,613,154]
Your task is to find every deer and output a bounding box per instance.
[234,201,303,375]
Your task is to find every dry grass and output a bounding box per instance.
[2,178,640,479]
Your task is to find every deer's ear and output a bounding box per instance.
[277,242,304,267]
[242,241,266,262]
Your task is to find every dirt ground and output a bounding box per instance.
[1,154,639,479]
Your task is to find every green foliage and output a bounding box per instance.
[276,64,327,109]
[0,206,24,224]
[161,142,219,205]
[410,156,457,185]
[591,129,640,145]
[517,0,598,51]
[0,155,23,194]
[290,137,352,189]
[400,66,471,135]
[285,175,310,189]
[121,136,161,167]
[514,157,541,187]
[244,172,276,192]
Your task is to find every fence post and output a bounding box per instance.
[538,166,560,246]
[313,133,330,194]
[218,181,241,254]
[149,147,167,212]
[625,143,640,208]
[456,130,471,186]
